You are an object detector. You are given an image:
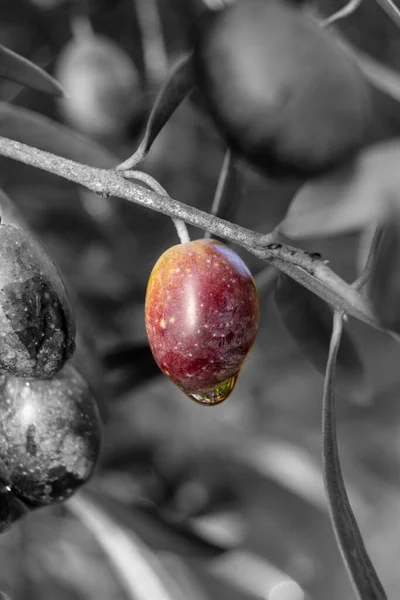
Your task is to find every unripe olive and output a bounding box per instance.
[0,364,101,508]
[193,0,373,179]
[145,239,259,405]
[0,224,75,378]
[56,31,143,139]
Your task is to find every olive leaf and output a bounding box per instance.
[0,102,116,167]
[322,312,387,600]
[117,53,195,170]
[368,214,400,334]
[68,494,190,600]
[278,140,400,240]
[336,36,400,103]
[278,162,384,240]
[72,491,225,559]
[274,274,364,388]
[0,44,64,97]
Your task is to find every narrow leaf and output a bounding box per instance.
[278,161,384,239]
[79,491,226,558]
[117,53,195,170]
[0,44,64,97]
[368,215,400,333]
[68,493,188,600]
[0,102,116,167]
[279,140,400,240]
[322,311,387,600]
[274,274,364,388]
[337,36,400,103]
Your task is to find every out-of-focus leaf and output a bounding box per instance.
[337,37,400,103]
[68,493,200,600]
[0,44,64,97]
[0,187,29,228]
[81,490,227,558]
[208,551,309,600]
[279,141,400,240]
[368,215,400,334]
[117,53,195,170]
[278,162,384,239]
[274,274,364,388]
[0,102,117,167]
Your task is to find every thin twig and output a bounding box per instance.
[376,0,400,28]
[353,227,383,290]
[0,135,386,331]
[321,0,364,27]
[123,169,190,243]
[322,311,387,600]
[205,148,235,239]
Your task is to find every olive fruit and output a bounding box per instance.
[0,364,101,508]
[56,31,143,139]
[145,239,259,405]
[193,0,373,179]
[0,224,75,378]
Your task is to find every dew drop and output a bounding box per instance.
[183,373,239,406]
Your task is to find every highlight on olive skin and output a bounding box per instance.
[145,239,259,405]
[0,364,102,511]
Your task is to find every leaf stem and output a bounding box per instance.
[353,227,383,290]
[322,311,387,600]
[123,169,190,243]
[204,148,241,239]
[321,0,363,27]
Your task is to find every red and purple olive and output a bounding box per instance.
[0,363,101,510]
[145,239,259,405]
[0,224,75,378]
[193,0,373,180]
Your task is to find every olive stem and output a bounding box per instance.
[0,134,394,335]
[320,0,363,27]
[376,0,400,28]
[122,169,190,243]
[322,311,388,600]
[204,148,241,240]
[352,226,383,290]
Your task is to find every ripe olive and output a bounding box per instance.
[0,224,75,378]
[0,364,101,508]
[145,239,259,405]
[193,0,373,179]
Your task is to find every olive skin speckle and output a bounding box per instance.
[145,239,259,401]
[0,225,75,378]
[0,364,102,508]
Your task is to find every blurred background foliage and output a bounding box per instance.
[1,1,400,599]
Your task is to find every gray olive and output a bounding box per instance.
[0,224,75,378]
